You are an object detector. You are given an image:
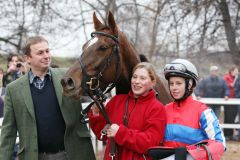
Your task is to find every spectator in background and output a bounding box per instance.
[195,65,229,118]
[2,54,29,88]
[223,65,239,141]
[233,71,240,141]
[2,53,20,87]
[17,55,29,75]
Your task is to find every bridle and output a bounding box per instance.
[79,31,121,159]
[79,31,120,103]
[79,31,121,124]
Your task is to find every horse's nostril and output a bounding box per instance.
[61,77,75,90]
[67,78,74,87]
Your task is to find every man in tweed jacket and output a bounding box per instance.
[0,36,96,160]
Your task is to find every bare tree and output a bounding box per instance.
[148,0,167,59]
[217,0,239,58]
[0,0,240,64]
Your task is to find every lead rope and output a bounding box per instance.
[93,98,117,160]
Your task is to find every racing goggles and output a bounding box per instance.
[164,63,187,73]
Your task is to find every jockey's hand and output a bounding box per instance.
[107,124,119,138]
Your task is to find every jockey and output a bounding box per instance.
[148,59,226,160]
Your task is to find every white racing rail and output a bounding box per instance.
[198,98,240,129]
[82,98,240,129]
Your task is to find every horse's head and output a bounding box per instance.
[61,11,122,99]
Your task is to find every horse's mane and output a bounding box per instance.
[139,54,148,62]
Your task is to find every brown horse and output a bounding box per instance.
[60,11,172,104]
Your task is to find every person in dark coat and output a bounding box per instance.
[195,66,229,118]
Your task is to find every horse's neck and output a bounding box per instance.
[115,33,140,94]
[115,50,137,94]
[120,33,140,75]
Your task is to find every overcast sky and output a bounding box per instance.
[49,22,94,58]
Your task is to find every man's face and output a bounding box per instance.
[26,41,51,71]
[211,69,218,77]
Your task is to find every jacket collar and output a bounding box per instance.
[128,89,156,102]
[173,96,193,108]
[28,69,52,84]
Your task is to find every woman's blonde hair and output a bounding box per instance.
[132,62,157,85]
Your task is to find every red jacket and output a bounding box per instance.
[163,96,225,160]
[223,73,236,98]
[89,90,166,160]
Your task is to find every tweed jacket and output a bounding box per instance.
[0,68,96,160]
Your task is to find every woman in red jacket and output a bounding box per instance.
[223,66,239,140]
[89,62,166,160]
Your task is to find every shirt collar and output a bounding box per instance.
[28,69,52,84]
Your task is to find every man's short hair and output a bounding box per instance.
[22,36,48,56]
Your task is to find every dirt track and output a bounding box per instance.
[222,141,240,160]
[95,141,240,160]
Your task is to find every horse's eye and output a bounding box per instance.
[99,45,108,51]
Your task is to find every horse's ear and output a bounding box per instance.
[108,11,118,35]
[93,12,104,30]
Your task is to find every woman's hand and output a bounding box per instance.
[91,103,100,116]
[107,124,119,138]
[91,99,110,116]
